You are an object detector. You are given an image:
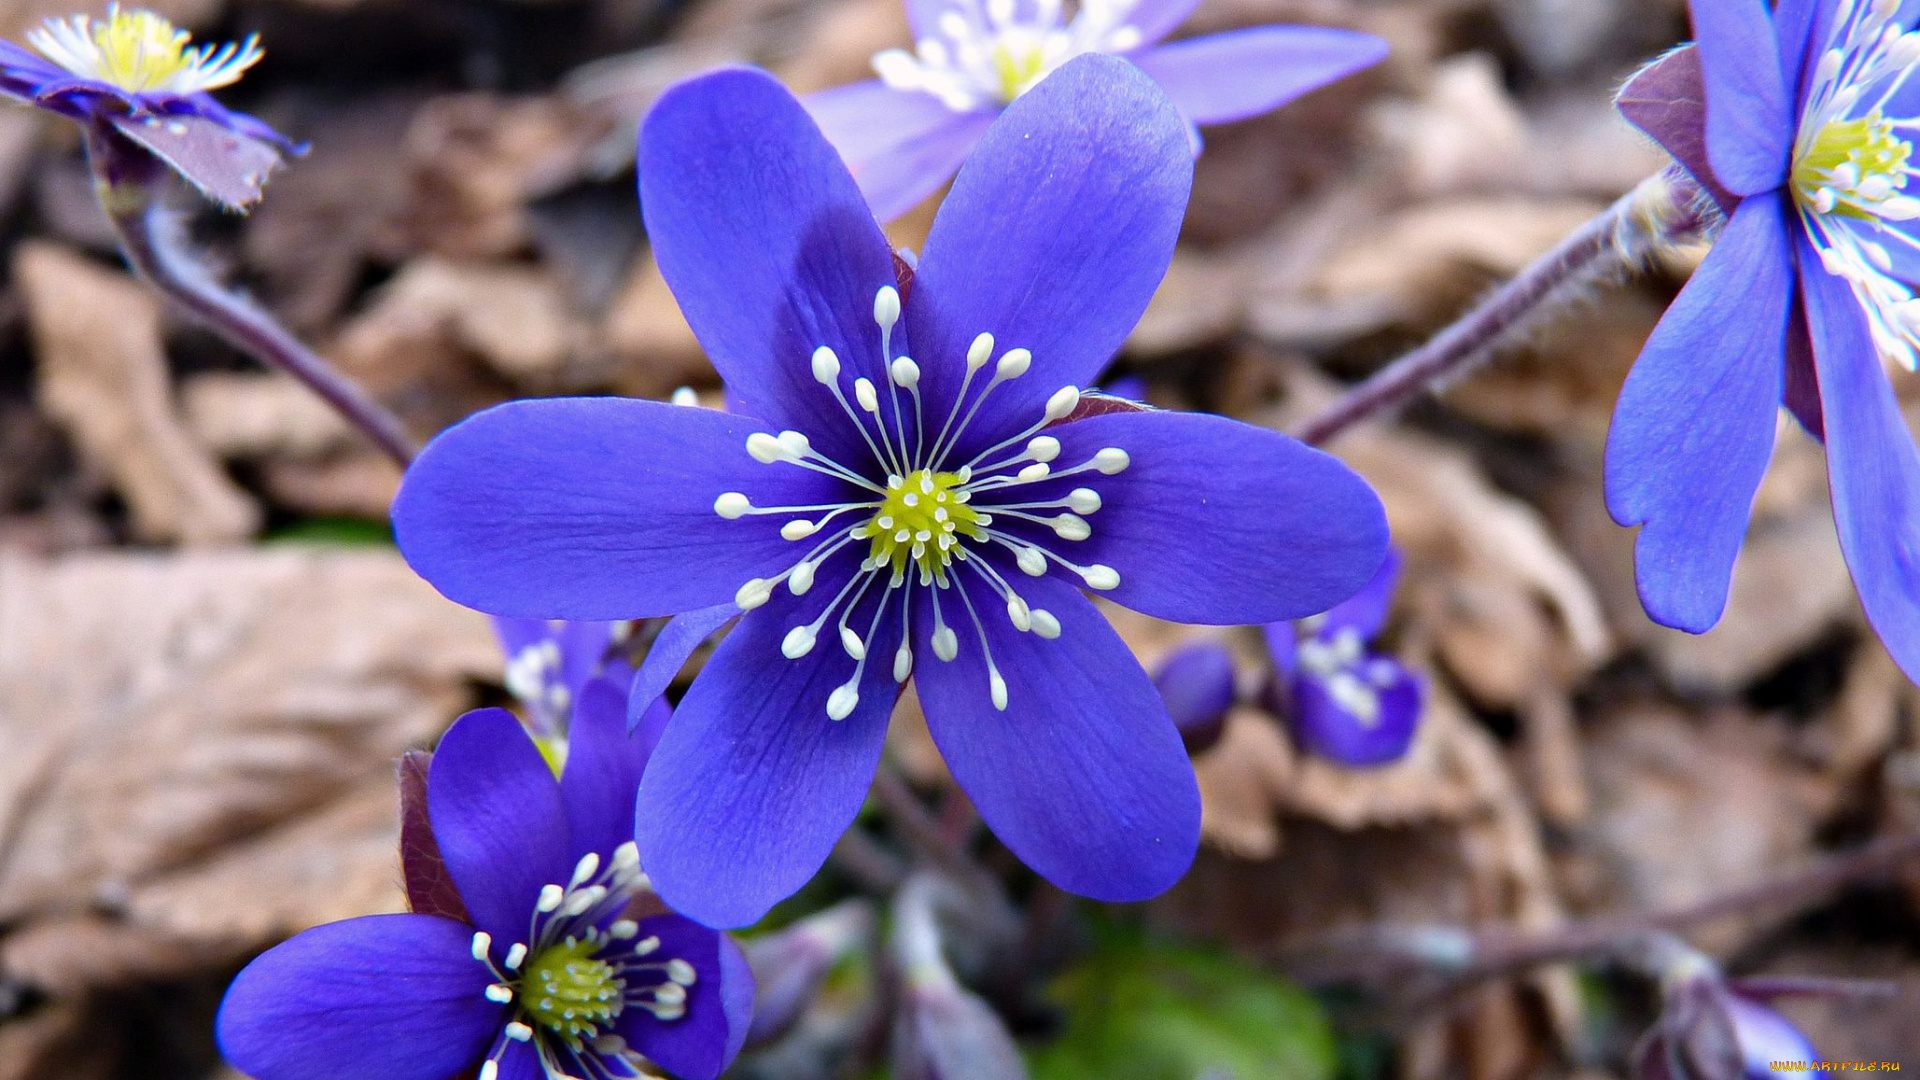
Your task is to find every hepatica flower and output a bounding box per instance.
[804,0,1387,221]
[0,4,299,207]
[218,702,752,1080]
[394,56,1387,927]
[1263,548,1421,766]
[495,617,630,735]
[1610,0,1920,682]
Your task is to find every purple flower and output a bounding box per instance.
[1609,0,1920,683]
[803,0,1387,221]
[1264,548,1421,766]
[217,701,754,1080]
[1639,970,1822,1080]
[1151,641,1237,752]
[0,5,301,207]
[393,57,1389,926]
[494,617,629,735]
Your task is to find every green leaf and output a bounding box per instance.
[1028,924,1337,1080]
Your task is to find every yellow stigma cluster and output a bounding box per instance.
[865,469,983,579]
[520,938,622,1044]
[1795,110,1913,218]
[27,6,263,95]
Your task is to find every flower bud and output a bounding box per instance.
[891,967,1027,1080]
[744,899,876,1047]
[1152,642,1237,754]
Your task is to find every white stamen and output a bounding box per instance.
[874,285,902,328]
[996,348,1032,379]
[855,377,880,412]
[782,625,817,658]
[967,333,995,371]
[1044,386,1080,420]
[505,1022,534,1042]
[812,346,842,383]
[737,578,773,610]
[782,519,820,540]
[1027,435,1060,462]
[505,943,527,970]
[989,668,1009,710]
[840,625,868,659]
[471,932,492,962]
[891,356,921,388]
[714,492,751,519]
[570,852,600,887]
[791,561,818,595]
[1030,609,1061,639]
[485,984,514,1003]
[1066,487,1101,514]
[1081,564,1120,590]
[827,684,860,720]
[933,625,959,661]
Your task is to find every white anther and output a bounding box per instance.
[855,377,880,412]
[1017,462,1050,482]
[933,625,959,661]
[895,642,914,682]
[827,684,860,720]
[571,852,600,887]
[505,1022,534,1042]
[747,433,785,463]
[1016,546,1047,576]
[891,356,921,388]
[505,943,527,970]
[1006,595,1032,631]
[782,519,820,540]
[737,578,773,610]
[778,430,812,456]
[996,348,1032,379]
[812,346,842,383]
[874,285,902,328]
[1052,514,1091,541]
[989,669,1009,710]
[1044,386,1080,420]
[612,840,640,871]
[636,935,662,955]
[967,332,995,371]
[1027,435,1060,462]
[1882,196,1920,220]
[1866,240,1894,272]
[1066,487,1101,514]
[471,932,493,962]
[485,984,514,1004]
[1030,609,1061,639]
[657,983,689,1006]
[668,958,699,985]
[537,884,564,913]
[564,885,606,916]
[1082,564,1120,590]
[670,386,698,406]
[1815,187,1838,214]
[481,1062,499,1080]
[610,920,638,940]
[841,626,867,659]
[1093,448,1130,474]
[1816,48,1843,85]
[791,562,818,595]
[782,626,817,659]
[594,1035,629,1055]
[714,492,751,519]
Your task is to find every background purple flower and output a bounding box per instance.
[1608,0,1920,685]
[394,56,1388,927]
[1263,548,1422,766]
[803,0,1388,221]
[0,6,301,208]
[217,700,753,1080]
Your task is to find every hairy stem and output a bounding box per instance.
[1293,169,1708,447]
[88,135,416,466]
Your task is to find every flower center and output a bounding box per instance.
[714,285,1130,718]
[870,0,1146,111]
[867,469,984,578]
[26,5,263,96]
[468,843,698,1080]
[1794,112,1913,219]
[1790,0,1920,369]
[520,939,622,1040]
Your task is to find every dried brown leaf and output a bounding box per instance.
[19,242,261,545]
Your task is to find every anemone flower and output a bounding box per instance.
[804,0,1386,220]
[1608,0,1920,683]
[394,56,1388,927]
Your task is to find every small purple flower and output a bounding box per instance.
[217,701,754,1080]
[494,617,629,736]
[393,57,1389,926]
[1151,640,1237,752]
[1263,548,1422,766]
[1640,968,1823,1080]
[1609,0,1920,684]
[0,5,301,207]
[803,0,1387,221]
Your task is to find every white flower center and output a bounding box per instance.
[1792,0,1920,369]
[26,5,263,96]
[469,843,695,1080]
[714,286,1129,717]
[1295,625,1398,728]
[871,0,1147,110]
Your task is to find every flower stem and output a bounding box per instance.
[1292,169,1709,447]
[86,131,416,467]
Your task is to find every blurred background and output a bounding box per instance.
[0,0,1916,1076]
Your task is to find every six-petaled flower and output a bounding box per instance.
[803,0,1387,221]
[1609,0,1920,684]
[1263,548,1422,767]
[0,4,300,207]
[217,700,753,1080]
[393,56,1389,928]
